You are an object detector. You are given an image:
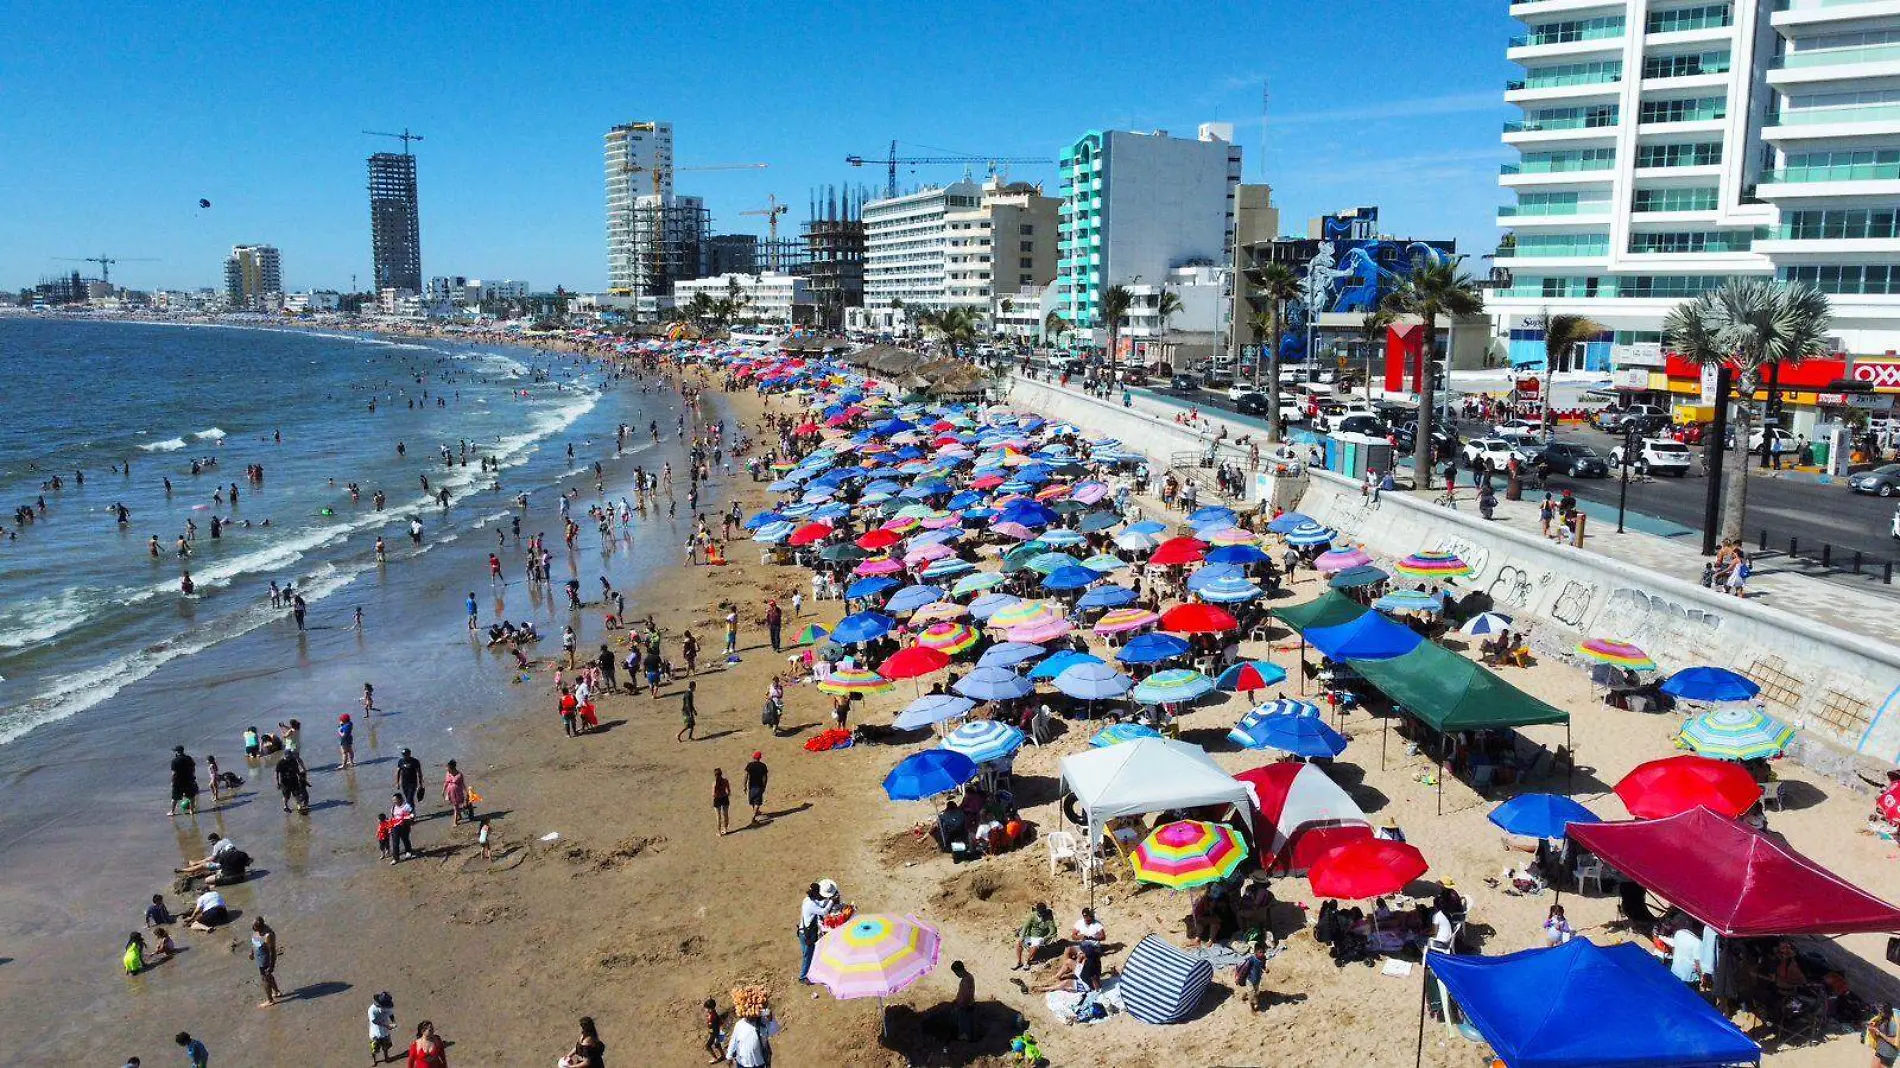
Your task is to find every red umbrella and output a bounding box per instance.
[794,422,822,437]
[971,474,1006,490]
[856,528,902,551]
[1148,537,1209,567]
[1307,838,1429,899]
[1160,603,1238,634]
[1880,782,1900,822]
[880,645,952,681]
[1614,755,1762,820]
[788,521,834,547]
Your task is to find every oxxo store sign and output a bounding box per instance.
[1850,357,1900,393]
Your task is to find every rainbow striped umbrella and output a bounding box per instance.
[1008,615,1074,644]
[915,621,979,654]
[1678,706,1796,761]
[1393,550,1473,580]
[989,600,1060,631]
[1131,820,1250,890]
[818,667,895,696]
[1090,722,1162,747]
[1577,638,1656,671]
[1093,607,1160,635]
[1132,668,1216,705]
[1314,547,1374,574]
[1204,527,1259,547]
[807,913,943,1000]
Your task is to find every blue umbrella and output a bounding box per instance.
[1329,565,1389,590]
[1196,573,1264,603]
[1659,667,1761,704]
[941,720,1026,765]
[968,593,1021,621]
[832,611,897,645]
[908,528,961,548]
[1267,512,1314,534]
[1116,632,1191,664]
[1186,563,1246,592]
[1374,589,1445,615]
[953,667,1035,702]
[1125,520,1167,536]
[846,576,901,601]
[1487,793,1601,839]
[744,510,788,531]
[886,584,946,615]
[811,503,852,522]
[1076,584,1137,611]
[978,641,1047,669]
[1206,544,1271,566]
[1283,521,1337,547]
[921,558,977,581]
[883,749,980,801]
[1132,669,1216,705]
[1042,564,1100,591]
[1091,723,1161,747]
[752,521,797,543]
[1036,529,1087,548]
[1053,661,1134,700]
[946,490,983,510]
[1254,698,1323,717]
[997,501,1057,528]
[1077,511,1121,534]
[1230,710,1348,757]
[893,694,975,731]
[1030,650,1103,680]
[1188,505,1237,526]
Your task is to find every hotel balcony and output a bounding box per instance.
[1772,0,1900,30]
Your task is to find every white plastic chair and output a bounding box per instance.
[1027,707,1054,747]
[1760,781,1785,811]
[1574,854,1609,895]
[1046,830,1080,875]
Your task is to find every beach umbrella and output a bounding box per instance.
[819,543,869,565]
[789,521,834,547]
[1307,838,1428,900]
[1374,589,1444,615]
[1393,550,1473,581]
[953,667,1034,702]
[1125,520,1167,535]
[1131,820,1250,890]
[885,584,945,616]
[1159,603,1237,634]
[1053,661,1134,701]
[1037,529,1087,548]
[1076,585,1137,611]
[1114,529,1161,552]
[1030,650,1102,680]
[1313,547,1373,574]
[902,542,955,567]
[1254,697,1323,717]
[883,749,980,800]
[1076,510,1121,534]
[1205,544,1271,566]
[920,558,976,581]
[1614,755,1762,819]
[1267,512,1313,533]
[990,521,1035,541]
[915,621,979,655]
[911,601,967,624]
[1677,706,1795,761]
[1091,723,1161,747]
[1577,638,1656,671]
[1660,667,1761,704]
[744,510,789,531]
[818,667,895,696]
[879,645,951,681]
[1025,551,1082,576]
[1487,794,1601,840]
[1042,564,1100,591]
[967,593,1020,621]
[1116,632,1191,664]
[978,641,1046,669]
[1879,783,1900,823]
[941,720,1026,765]
[1328,565,1388,590]
[855,528,902,551]
[1010,614,1075,644]
[854,556,905,576]
[989,600,1059,631]
[1080,553,1127,573]
[1093,607,1160,635]
[1230,709,1347,756]
[1459,612,1513,636]
[950,570,1007,597]
[1132,668,1216,705]
[1193,572,1264,604]
[752,521,797,543]
[1187,505,1236,526]
[832,611,897,645]
[1000,544,1045,573]
[1149,537,1209,567]
[846,576,901,601]
[1216,660,1289,694]
[1203,527,1258,548]
[1282,522,1337,547]
[794,624,829,646]
[893,694,975,731]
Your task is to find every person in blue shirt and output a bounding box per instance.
[466,592,479,631]
[174,1031,208,1067]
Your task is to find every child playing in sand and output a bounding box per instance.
[151,927,176,961]
[123,931,147,975]
[375,813,392,860]
[478,819,493,861]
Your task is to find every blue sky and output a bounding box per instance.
[0,0,1518,294]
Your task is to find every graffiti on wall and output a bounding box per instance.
[1598,586,1723,653]
[1550,580,1597,629]
[1488,565,1537,611]
[1434,535,1491,583]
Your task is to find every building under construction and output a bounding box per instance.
[368,152,422,293]
[625,194,710,314]
[803,184,868,330]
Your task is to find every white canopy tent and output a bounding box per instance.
[1057,738,1255,883]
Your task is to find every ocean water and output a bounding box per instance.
[0,318,624,745]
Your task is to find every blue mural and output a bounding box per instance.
[1260,209,1456,366]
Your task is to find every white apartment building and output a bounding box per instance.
[604,121,675,293]
[991,284,1059,341]
[673,272,811,324]
[1122,265,1229,339]
[283,290,341,313]
[1055,123,1242,331]
[1493,0,1900,370]
[224,244,282,309]
[864,181,980,313]
[943,179,1060,317]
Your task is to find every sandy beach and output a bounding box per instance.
[2,343,1892,1066]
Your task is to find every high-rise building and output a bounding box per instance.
[1055,123,1243,330]
[1492,0,1900,369]
[368,152,422,293]
[225,244,283,308]
[804,184,870,330]
[862,177,1059,318]
[707,234,760,276]
[605,121,675,293]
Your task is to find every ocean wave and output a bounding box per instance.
[193,427,226,441]
[139,437,187,452]
[0,587,95,649]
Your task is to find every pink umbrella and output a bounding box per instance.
[919,513,961,530]
[991,522,1035,541]
[1070,482,1110,505]
[1314,547,1373,574]
[1094,608,1160,635]
[1009,616,1074,644]
[855,557,906,576]
[911,601,968,624]
[904,543,954,566]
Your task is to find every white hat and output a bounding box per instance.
[817,878,839,899]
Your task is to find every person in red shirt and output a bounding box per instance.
[407,1020,447,1068]
[559,686,579,737]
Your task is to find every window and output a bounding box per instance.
[1646,4,1732,33]
[1019,224,1034,235]
[1020,240,1034,252]
[1642,50,1730,79]
[1779,264,1900,295]
[1632,186,1720,212]
[1513,232,1611,256]
[1773,147,1900,182]
[1523,14,1624,44]
[1621,275,1734,298]
[1522,60,1623,88]
[1638,97,1726,123]
[1020,258,1034,269]
[1518,147,1617,173]
[1635,142,1722,168]
[1780,208,1900,240]
[1627,230,1758,253]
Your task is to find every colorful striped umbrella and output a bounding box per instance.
[1194,572,1265,603]
[1091,723,1162,747]
[950,571,1007,596]
[1314,547,1374,574]
[915,621,979,654]
[989,600,1060,631]
[940,719,1026,764]
[920,558,976,580]
[794,624,830,646]
[807,914,943,1000]
[752,521,797,543]
[1677,706,1796,761]
[1132,668,1216,705]
[818,667,895,696]
[1131,820,1250,890]
[1282,521,1337,547]
[968,593,1021,621]
[1204,527,1258,547]
[1008,616,1075,644]
[1093,607,1160,635]
[1393,551,1473,580]
[1215,660,1289,693]
[1577,638,1656,671]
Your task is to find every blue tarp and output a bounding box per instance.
[1303,611,1422,662]
[1429,940,1759,1068]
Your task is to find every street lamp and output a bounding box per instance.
[1616,420,1640,534]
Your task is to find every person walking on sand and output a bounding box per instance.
[168,745,199,816]
[713,768,731,835]
[250,916,282,1007]
[442,761,472,824]
[407,1021,447,1068]
[368,991,397,1064]
[765,598,782,652]
[466,591,478,631]
[744,751,769,824]
[723,605,739,657]
[678,681,698,742]
[950,960,977,1042]
[387,794,417,863]
[338,713,356,768]
[395,748,423,809]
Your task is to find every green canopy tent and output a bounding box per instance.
[1348,642,1571,813]
[1270,592,1369,696]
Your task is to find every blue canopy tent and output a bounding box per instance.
[1303,611,1423,662]
[1425,939,1759,1068]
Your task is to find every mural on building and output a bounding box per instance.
[1262,209,1455,367]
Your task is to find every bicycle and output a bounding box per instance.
[1433,490,1460,510]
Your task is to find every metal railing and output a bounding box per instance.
[1756,528,1896,584]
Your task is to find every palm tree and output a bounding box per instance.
[1153,289,1184,334]
[1246,263,1302,441]
[1380,261,1485,487]
[1043,311,1069,345]
[1540,313,1604,436]
[682,291,718,333]
[1664,279,1833,542]
[918,306,981,363]
[1100,285,1134,382]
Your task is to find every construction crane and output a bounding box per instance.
[363,128,424,154]
[619,160,767,198]
[740,195,789,272]
[55,255,157,287]
[846,140,1052,199]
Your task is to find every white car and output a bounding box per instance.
[1611,438,1693,476]
[1462,437,1519,471]
[1493,419,1544,440]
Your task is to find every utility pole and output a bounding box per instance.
[1701,365,1734,556]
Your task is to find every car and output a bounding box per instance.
[1594,404,1666,432]
[1744,427,1796,456]
[1317,405,1377,433]
[1463,437,1519,472]
[1334,414,1385,437]
[1848,464,1900,496]
[1670,422,1710,446]
[1493,418,1545,439]
[1610,438,1693,476]
[1533,442,1610,478]
[1168,372,1199,391]
[1394,421,1459,460]
[1234,392,1271,416]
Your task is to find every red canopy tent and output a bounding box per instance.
[1569,806,1900,937]
[1235,762,1372,874]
